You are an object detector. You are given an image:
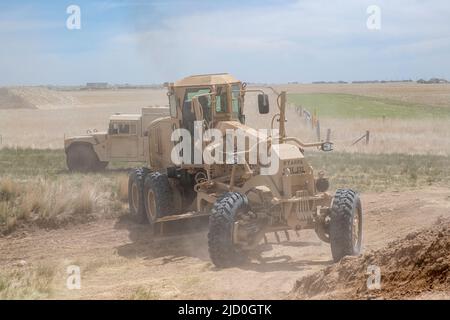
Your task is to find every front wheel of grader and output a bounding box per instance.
[329,189,363,262]
[208,192,251,268]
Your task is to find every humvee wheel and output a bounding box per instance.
[208,192,249,268]
[96,161,109,171]
[128,168,148,223]
[66,144,101,172]
[329,189,362,262]
[143,172,173,225]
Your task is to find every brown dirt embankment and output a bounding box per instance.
[291,218,449,299]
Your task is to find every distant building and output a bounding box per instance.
[86,82,109,89]
[417,78,448,84]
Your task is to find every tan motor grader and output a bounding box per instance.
[128,73,362,267]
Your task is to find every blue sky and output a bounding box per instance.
[0,0,449,85]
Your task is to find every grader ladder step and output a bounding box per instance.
[264,230,299,244]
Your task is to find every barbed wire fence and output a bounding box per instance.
[293,104,370,146]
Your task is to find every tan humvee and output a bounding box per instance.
[125,73,362,267]
[64,108,165,171]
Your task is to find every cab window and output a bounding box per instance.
[169,94,177,117]
[231,84,240,118]
[185,88,210,102]
[215,87,228,113]
[183,87,212,124]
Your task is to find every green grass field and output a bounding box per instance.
[0,148,140,178]
[288,93,450,119]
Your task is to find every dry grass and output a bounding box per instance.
[116,174,129,202]
[0,88,169,149]
[129,286,160,300]
[1,87,169,110]
[0,148,134,234]
[289,117,450,155]
[0,175,129,234]
[0,178,20,201]
[1,83,449,151]
[0,106,168,149]
[0,264,55,299]
[245,95,450,155]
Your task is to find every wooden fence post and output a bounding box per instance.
[366,130,370,145]
[326,129,331,142]
[316,120,321,141]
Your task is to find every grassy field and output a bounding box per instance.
[288,93,450,119]
[1,148,449,235]
[0,148,137,234]
[308,151,450,192]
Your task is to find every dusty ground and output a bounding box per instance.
[1,187,448,299]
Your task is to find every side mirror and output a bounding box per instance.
[321,142,334,152]
[258,94,270,114]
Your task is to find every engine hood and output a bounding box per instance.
[214,121,267,140]
[64,131,107,148]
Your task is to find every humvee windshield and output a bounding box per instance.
[109,122,137,135]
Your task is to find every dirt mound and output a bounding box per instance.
[291,218,450,299]
[7,87,79,109]
[0,88,36,109]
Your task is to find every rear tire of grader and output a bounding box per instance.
[329,189,362,262]
[128,168,149,224]
[143,172,174,226]
[208,192,250,268]
[66,144,102,172]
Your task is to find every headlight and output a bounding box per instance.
[321,142,333,152]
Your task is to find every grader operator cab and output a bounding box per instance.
[128,73,362,267]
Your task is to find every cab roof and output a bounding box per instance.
[109,114,141,121]
[174,73,240,87]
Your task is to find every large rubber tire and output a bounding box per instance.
[128,168,149,224]
[143,172,174,225]
[66,144,101,172]
[329,189,363,262]
[208,192,250,268]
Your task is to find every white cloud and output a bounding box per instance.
[0,0,449,85]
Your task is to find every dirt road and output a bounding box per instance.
[1,187,449,299]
